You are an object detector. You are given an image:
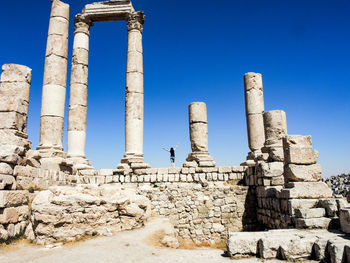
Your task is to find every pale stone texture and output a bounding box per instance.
[119,12,149,169]
[185,102,215,167]
[244,72,265,152]
[285,164,322,182]
[281,182,333,199]
[38,0,69,153]
[67,15,92,163]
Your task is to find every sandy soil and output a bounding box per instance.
[0,218,315,263]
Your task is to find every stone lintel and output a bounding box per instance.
[82,0,135,22]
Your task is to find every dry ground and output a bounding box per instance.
[0,218,317,263]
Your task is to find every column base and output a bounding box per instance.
[67,155,94,170]
[117,153,150,170]
[184,152,216,167]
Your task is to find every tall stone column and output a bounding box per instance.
[184,102,216,168]
[119,11,150,170]
[67,15,92,166]
[244,72,265,153]
[37,0,69,156]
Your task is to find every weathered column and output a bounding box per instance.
[184,102,215,168]
[37,0,69,154]
[263,110,287,162]
[119,12,150,170]
[244,72,265,153]
[67,15,92,166]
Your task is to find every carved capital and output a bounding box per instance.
[74,14,93,34]
[126,11,145,32]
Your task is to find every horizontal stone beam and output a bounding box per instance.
[82,0,134,21]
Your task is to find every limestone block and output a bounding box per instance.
[45,34,68,57]
[0,225,9,240]
[284,147,319,165]
[0,174,16,190]
[283,199,319,215]
[0,130,32,149]
[41,84,66,117]
[43,55,68,86]
[244,72,264,114]
[264,110,287,145]
[256,186,283,198]
[68,105,87,131]
[126,72,143,93]
[268,146,284,162]
[246,113,265,151]
[39,116,64,147]
[73,32,89,51]
[126,50,143,73]
[0,82,31,103]
[127,29,142,53]
[70,63,88,85]
[327,240,349,263]
[13,165,40,177]
[285,164,322,182]
[189,102,207,124]
[0,190,28,208]
[339,208,350,234]
[258,162,284,178]
[0,145,25,164]
[281,182,333,199]
[48,16,69,37]
[271,175,284,186]
[0,96,28,115]
[278,234,317,261]
[0,112,26,131]
[294,208,326,219]
[0,207,19,224]
[295,217,331,229]
[190,123,208,152]
[50,0,69,19]
[1,64,32,84]
[69,83,87,107]
[0,163,14,175]
[227,231,267,258]
[72,47,89,65]
[318,198,338,217]
[284,135,313,148]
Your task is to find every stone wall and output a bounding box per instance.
[12,164,258,244]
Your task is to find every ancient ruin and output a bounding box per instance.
[1,0,350,262]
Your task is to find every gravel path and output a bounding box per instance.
[0,218,313,263]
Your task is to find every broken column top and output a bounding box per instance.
[82,0,135,21]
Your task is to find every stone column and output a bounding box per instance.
[37,0,69,154]
[119,11,150,170]
[184,102,215,168]
[244,72,265,153]
[67,15,92,166]
[263,110,287,162]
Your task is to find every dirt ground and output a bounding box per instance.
[0,218,316,263]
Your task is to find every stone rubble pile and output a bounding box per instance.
[227,229,350,262]
[324,173,350,196]
[29,184,151,244]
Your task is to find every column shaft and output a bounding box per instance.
[38,0,69,151]
[244,72,265,152]
[67,15,91,158]
[125,12,144,156]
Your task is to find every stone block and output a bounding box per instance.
[284,135,313,148]
[284,147,318,165]
[339,208,350,234]
[227,231,267,258]
[0,82,31,103]
[0,190,28,208]
[281,182,333,199]
[270,175,284,186]
[263,110,287,146]
[285,164,322,182]
[0,130,31,149]
[0,112,26,132]
[258,162,284,178]
[294,208,326,219]
[13,165,40,177]
[0,96,28,115]
[1,64,32,83]
[327,240,348,263]
[295,217,331,229]
[0,207,19,224]
[268,146,284,162]
[98,169,113,176]
[318,198,338,217]
[0,174,16,190]
[0,162,14,175]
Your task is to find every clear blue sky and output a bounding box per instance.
[1,0,349,177]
